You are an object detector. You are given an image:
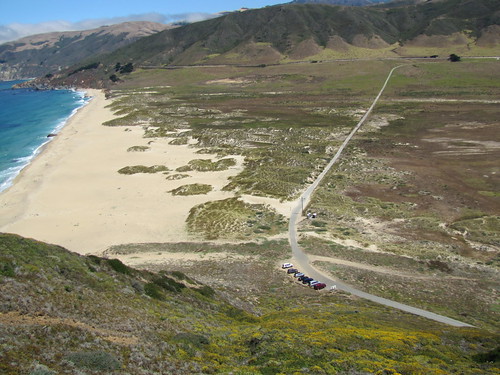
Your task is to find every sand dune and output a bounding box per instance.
[0,90,252,254]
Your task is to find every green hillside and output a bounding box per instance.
[0,22,169,80]
[1,233,499,374]
[33,0,499,88]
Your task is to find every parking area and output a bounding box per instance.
[281,263,326,290]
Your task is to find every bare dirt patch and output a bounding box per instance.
[205,78,254,85]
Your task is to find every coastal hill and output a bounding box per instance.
[2,232,499,374]
[36,0,500,88]
[0,21,171,80]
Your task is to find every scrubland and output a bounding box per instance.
[107,59,498,330]
[2,58,498,373]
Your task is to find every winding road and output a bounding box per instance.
[287,65,474,328]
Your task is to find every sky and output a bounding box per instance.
[0,0,286,44]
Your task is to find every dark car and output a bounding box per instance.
[287,268,298,274]
[302,277,314,284]
[313,283,326,290]
[298,275,308,282]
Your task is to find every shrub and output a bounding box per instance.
[0,260,16,277]
[427,260,452,273]
[65,351,120,371]
[311,220,327,228]
[196,285,216,298]
[166,174,190,180]
[176,158,236,172]
[29,364,55,375]
[127,145,149,152]
[174,332,210,348]
[87,255,102,265]
[170,183,212,196]
[473,346,500,363]
[153,274,185,293]
[119,62,134,74]
[118,165,169,174]
[169,137,189,145]
[224,306,258,323]
[171,270,188,281]
[106,258,130,275]
[144,282,165,300]
[68,62,99,76]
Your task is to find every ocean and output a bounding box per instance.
[0,81,89,192]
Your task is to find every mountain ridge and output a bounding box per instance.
[4,0,500,84]
[0,21,171,80]
[27,0,499,88]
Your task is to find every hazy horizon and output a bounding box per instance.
[0,0,285,44]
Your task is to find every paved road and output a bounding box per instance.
[287,65,475,328]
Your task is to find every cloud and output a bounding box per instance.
[167,12,218,24]
[0,12,217,44]
[0,21,75,44]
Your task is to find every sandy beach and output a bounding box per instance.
[0,89,294,255]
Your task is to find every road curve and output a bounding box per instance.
[287,65,474,328]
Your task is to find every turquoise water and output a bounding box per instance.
[0,81,88,192]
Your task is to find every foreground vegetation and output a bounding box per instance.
[1,233,499,374]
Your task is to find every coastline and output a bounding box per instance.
[0,89,106,245]
[0,86,88,193]
[0,88,293,255]
[0,89,247,254]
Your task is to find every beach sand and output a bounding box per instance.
[0,89,292,255]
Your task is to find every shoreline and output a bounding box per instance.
[0,89,291,255]
[0,89,105,238]
[0,87,89,193]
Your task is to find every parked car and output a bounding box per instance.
[302,277,314,284]
[298,275,308,282]
[287,268,298,274]
[282,263,293,269]
[309,281,320,286]
[313,283,327,290]
[294,272,304,278]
